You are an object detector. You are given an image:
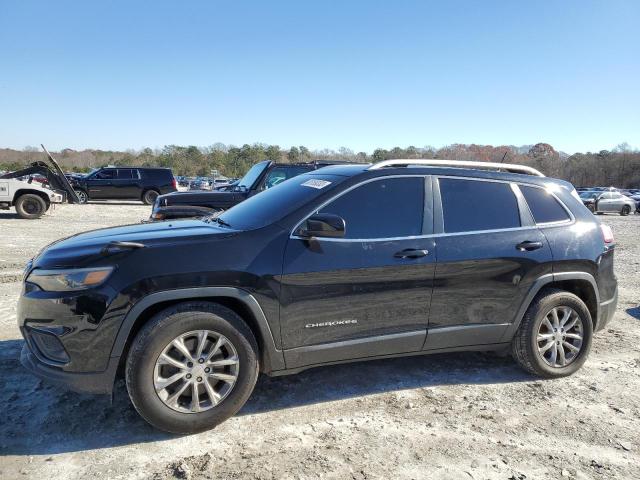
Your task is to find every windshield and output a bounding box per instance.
[579,192,597,198]
[238,161,270,189]
[218,173,346,230]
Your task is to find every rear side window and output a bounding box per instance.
[141,169,170,180]
[116,169,134,179]
[319,177,424,239]
[439,178,520,233]
[520,185,571,224]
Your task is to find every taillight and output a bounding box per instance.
[172,178,177,189]
[600,224,614,244]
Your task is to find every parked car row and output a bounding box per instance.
[577,187,639,215]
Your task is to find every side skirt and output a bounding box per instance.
[270,342,510,377]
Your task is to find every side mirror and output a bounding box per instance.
[297,213,345,238]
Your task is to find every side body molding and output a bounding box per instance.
[110,287,285,372]
[499,271,600,341]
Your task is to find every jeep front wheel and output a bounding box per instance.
[511,289,593,378]
[125,302,259,434]
[15,194,48,219]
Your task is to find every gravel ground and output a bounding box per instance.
[0,203,638,480]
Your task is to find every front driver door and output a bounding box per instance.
[279,176,436,369]
[86,168,116,199]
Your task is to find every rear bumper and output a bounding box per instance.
[596,286,618,332]
[20,343,119,394]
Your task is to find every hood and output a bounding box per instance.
[32,219,237,269]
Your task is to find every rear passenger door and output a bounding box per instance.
[280,176,436,368]
[112,169,139,198]
[425,177,553,350]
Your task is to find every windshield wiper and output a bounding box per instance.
[201,214,231,228]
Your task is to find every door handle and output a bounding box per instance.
[516,241,543,252]
[394,248,429,259]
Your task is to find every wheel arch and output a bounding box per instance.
[112,287,285,376]
[141,187,160,201]
[501,272,600,341]
[13,189,51,208]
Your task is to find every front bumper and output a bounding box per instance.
[20,343,119,394]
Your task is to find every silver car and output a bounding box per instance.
[591,191,636,216]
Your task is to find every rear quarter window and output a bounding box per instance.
[520,185,570,224]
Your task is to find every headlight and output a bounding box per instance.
[26,267,114,292]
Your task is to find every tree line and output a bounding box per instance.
[0,142,638,188]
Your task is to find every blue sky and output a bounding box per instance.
[0,1,638,153]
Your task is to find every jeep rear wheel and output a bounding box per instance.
[15,194,47,219]
[125,302,259,434]
[511,289,593,378]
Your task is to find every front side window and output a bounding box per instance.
[95,169,115,180]
[318,177,424,239]
[439,178,520,233]
[520,185,570,224]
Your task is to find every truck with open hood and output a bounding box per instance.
[0,145,80,219]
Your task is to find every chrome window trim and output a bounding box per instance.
[289,175,429,242]
[295,225,542,243]
[515,182,575,227]
[289,174,575,243]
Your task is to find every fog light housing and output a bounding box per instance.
[27,327,70,364]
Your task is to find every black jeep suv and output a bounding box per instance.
[18,160,617,434]
[70,167,177,204]
[149,160,344,221]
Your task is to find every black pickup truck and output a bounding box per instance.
[150,160,347,221]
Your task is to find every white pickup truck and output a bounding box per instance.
[0,145,79,219]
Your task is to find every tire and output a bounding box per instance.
[586,204,595,213]
[74,189,88,204]
[14,194,47,219]
[620,205,631,216]
[511,288,593,378]
[142,189,160,205]
[126,302,259,434]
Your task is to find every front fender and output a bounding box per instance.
[109,287,285,373]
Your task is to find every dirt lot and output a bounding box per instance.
[0,203,638,480]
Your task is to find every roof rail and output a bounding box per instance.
[368,159,545,177]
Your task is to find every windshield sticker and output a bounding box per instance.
[301,179,332,189]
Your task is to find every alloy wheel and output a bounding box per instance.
[75,190,87,203]
[536,306,584,368]
[153,330,239,413]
